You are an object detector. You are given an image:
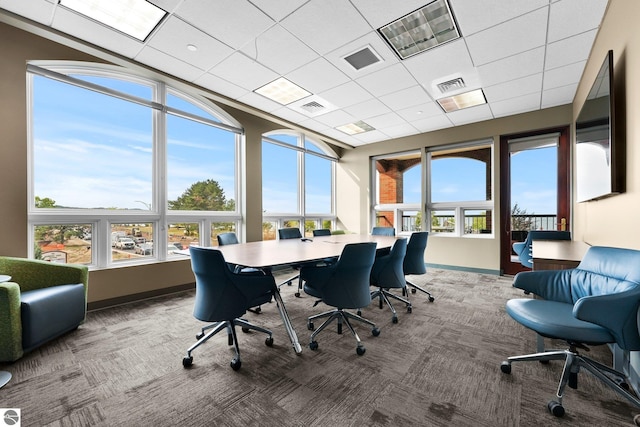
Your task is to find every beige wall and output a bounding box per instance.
[337,106,572,272]
[572,0,640,249]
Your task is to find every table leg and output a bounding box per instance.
[272,287,302,354]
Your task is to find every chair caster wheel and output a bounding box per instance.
[392,316,398,324]
[407,306,412,313]
[428,296,435,302]
[357,310,362,316]
[230,358,241,371]
[372,327,381,337]
[307,322,314,331]
[411,288,416,294]
[547,400,565,417]
[295,292,301,297]
[183,356,193,368]
[539,359,550,364]
[500,361,511,374]
[196,332,204,339]
[265,336,274,347]
[253,307,261,314]
[242,327,250,333]
[633,414,640,426]
[309,341,319,350]
[356,346,366,356]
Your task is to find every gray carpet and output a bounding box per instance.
[1,269,638,426]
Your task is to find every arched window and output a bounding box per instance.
[262,131,337,239]
[28,62,242,267]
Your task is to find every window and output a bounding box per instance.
[28,62,242,267]
[262,132,337,239]
[428,141,493,236]
[372,151,422,233]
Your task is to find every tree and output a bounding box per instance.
[169,179,234,211]
[35,196,57,208]
[511,203,533,231]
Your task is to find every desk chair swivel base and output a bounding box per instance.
[369,288,412,323]
[307,309,380,355]
[501,344,640,422]
[183,318,273,371]
[405,280,435,302]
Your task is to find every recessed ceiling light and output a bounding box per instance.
[254,77,311,105]
[187,44,198,52]
[378,0,460,60]
[437,89,486,113]
[336,121,375,135]
[59,0,166,42]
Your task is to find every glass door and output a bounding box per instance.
[500,126,570,275]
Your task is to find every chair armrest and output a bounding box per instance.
[573,287,640,350]
[0,256,88,296]
[513,269,573,303]
[0,282,25,361]
[233,273,276,301]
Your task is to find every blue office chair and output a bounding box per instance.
[402,232,434,302]
[301,242,380,355]
[217,231,239,246]
[371,226,395,236]
[368,238,410,323]
[512,230,571,268]
[500,246,640,421]
[278,227,321,297]
[183,247,275,371]
[312,228,332,237]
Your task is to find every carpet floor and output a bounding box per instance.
[1,268,639,426]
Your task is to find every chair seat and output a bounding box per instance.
[506,299,614,344]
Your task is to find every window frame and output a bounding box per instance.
[27,61,244,268]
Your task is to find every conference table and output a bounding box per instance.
[178,234,400,354]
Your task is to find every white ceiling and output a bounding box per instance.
[0,0,609,148]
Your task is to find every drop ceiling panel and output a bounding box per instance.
[541,83,578,109]
[476,47,545,88]
[147,17,234,71]
[450,0,548,36]
[0,0,55,25]
[286,58,350,94]
[543,61,587,90]
[240,25,318,75]
[365,112,406,129]
[325,33,396,79]
[135,46,206,82]
[175,0,274,50]
[412,114,453,133]
[281,0,372,55]
[209,52,279,91]
[313,109,357,128]
[343,99,391,120]
[355,63,418,98]
[381,122,420,139]
[491,92,541,117]
[237,91,282,113]
[547,0,608,43]
[465,7,548,66]
[379,85,434,111]
[446,103,493,126]
[319,81,375,109]
[484,74,542,103]
[248,0,309,22]
[193,72,249,100]
[349,0,428,29]
[396,102,444,121]
[545,30,598,70]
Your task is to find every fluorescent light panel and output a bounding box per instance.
[254,77,311,105]
[437,89,486,113]
[336,121,375,135]
[378,0,460,60]
[59,0,166,41]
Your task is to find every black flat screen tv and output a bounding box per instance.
[575,49,625,202]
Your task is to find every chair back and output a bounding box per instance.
[189,247,248,322]
[371,226,395,236]
[322,243,377,309]
[217,232,239,246]
[403,232,428,276]
[312,229,332,237]
[371,238,407,289]
[278,228,302,240]
[571,247,640,350]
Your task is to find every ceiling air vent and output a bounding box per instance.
[300,100,325,114]
[437,77,466,93]
[343,46,382,71]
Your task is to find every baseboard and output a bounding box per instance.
[87,283,194,311]
[425,263,501,276]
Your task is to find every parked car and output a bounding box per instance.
[115,237,135,250]
[134,236,146,244]
[171,242,183,250]
[135,242,153,255]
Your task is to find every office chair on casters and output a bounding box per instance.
[183,247,275,371]
[371,226,395,236]
[403,232,434,302]
[301,242,379,355]
[500,246,640,423]
[512,230,571,268]
[312,228,332,237]
[367,238,410,323]
[278,227,315,297]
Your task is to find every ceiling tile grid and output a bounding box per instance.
[0,0,609,147]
